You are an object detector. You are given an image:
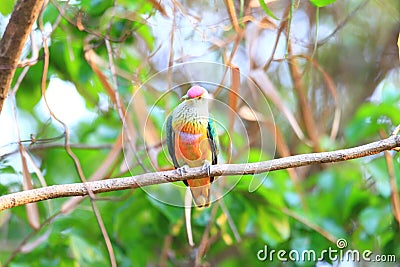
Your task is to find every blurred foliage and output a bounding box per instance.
[0,0,400,266]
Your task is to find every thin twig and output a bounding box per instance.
[280,207,337,243]
[39,12,116,267]
[287,41,320,152]
[291,54,341,141]
[315,0,370,47]
[1,134,400,211]
[264,121,308,212]
[384,150,400,227]
[4,212,60,266]
[83,39,147,173]
[158,234,173,267]
[263,4,290,71]
[61,133,123,214]
[218,198,241,242]
[0,143,112,160]
[380,130,400,227]
[195,202,219,266]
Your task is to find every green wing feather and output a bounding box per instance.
[166,115,180,169]
[207,117,219,183]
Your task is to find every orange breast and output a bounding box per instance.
[175,123,211,166]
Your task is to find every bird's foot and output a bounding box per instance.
[176,165,189,176]
[202,160,211,176]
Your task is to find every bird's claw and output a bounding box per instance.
[202,161,211,176]
[176,165,189,176]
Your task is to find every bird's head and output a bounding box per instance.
[181,86,210,108]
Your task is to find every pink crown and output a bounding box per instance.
[187,86,206,99]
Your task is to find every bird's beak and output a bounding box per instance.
[181,94,189,101]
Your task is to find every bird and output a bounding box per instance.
[166,85,219,208]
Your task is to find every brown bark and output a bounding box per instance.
[0,134,399,211]
[0,0,45,113]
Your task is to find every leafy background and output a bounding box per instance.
[0,0,399,266]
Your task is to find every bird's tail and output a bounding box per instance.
[187,178,211,208]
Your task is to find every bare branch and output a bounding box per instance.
[1,135,400,211]
[0,0,45,113]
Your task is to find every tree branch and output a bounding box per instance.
[1,135,399,211]
[0,0,45,113]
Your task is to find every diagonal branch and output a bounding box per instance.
[1,135,400,211]
[0,0,45,113]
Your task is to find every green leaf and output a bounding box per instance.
[365,158,391,197]
[157,149,171,169]
[147,196,183,224]
[136,23,155,51]
[69,234,107,265]
[0,0,14,15]
[258,208,290,246]
[80,0,113,17]
[309,0,336,7]
[258,0,278,20]
[248,148,268,163]
[345,102,400,145]
[359,205,392,235]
